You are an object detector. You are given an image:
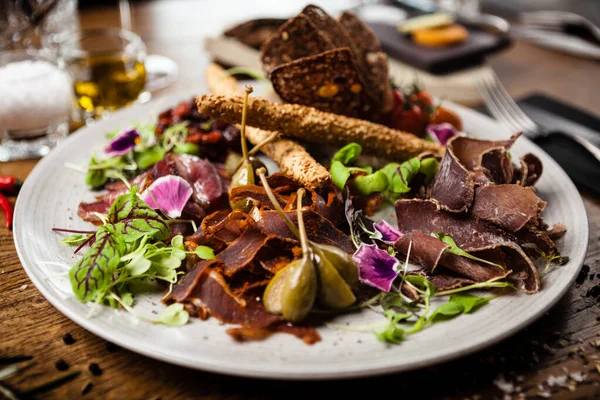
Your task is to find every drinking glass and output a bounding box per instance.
[62,28,147,121]
[0,50,72,161]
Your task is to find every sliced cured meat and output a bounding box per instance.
[450,134,519,171]
[395,231,510,282]
[471,185,547,232]
[481,148,513,184]
[171,154,224,207]
[218,228,269,277]
[395,199,540,293]
[430,136,474,213]
[249,208,355,253]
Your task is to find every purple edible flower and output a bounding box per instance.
[353,243,400,292]
[426,123,460,146]
[140,175,193,218]
[104,128,141,156]
[372,220,404,245]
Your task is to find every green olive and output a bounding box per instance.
[313,243,359,290]
[229,162,255,210]
[280,256,317,323]
[263,264,292,314]
[314,248,356,309]
[249,156,266,173]
[224,152,243,177]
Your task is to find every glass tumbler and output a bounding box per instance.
[62,28,147,122]
[0,50,72,161]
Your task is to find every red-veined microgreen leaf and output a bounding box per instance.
[107,186,170,242]
[69,225,125,302]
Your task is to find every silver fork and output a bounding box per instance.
[477,72,600,162]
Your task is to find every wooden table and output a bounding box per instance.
[2,1,600,398]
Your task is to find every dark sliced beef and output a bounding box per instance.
[481,148,513,184]
[171,154,224,208]
[518,153,543,186]
[218,228,269,277]
[249,208,355,254]
[408,269,476,292]
[394,231,448,273]
[230,185,287,209]
[77,200,111,224]
[471,185,547,232]
[395,231,510,282]
[395,199,540,293]
[450,134,519,171]
[430,136,474,213]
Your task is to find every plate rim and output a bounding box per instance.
[13,92,589,380]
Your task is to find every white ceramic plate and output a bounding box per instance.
[14,91,588,380]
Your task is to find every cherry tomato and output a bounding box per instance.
[392,105,429,137]
[409,90,433,108]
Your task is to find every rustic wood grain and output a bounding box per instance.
[1,1,600,398]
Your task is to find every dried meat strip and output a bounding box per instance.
[395,199,540,293]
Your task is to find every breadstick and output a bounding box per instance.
[204,63,331,189]
[205,63,241,96]
[196,94,444,160]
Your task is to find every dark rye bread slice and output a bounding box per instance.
[269,48,374,119]
[339,11,393,113]
[261,14,334,74]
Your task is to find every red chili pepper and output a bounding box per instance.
[0,176,23,195]
[0,194,13,230]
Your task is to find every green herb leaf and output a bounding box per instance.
[331,160,352,190]
[332,143,362,165]
[107,187,170,242]
[449,293,493,313]
[404,275,437,298]
[85,156,108,188]
[60,234,91,246]
[419,157,439,185]
[134,145,165,170]
[194,245,215,260]
[173,142,200,155]
[381,158,421,195]
[69,225,125,302]
[155,303,189,326]
[353,170,389,195]
[375,310,411,344]
[428,302,464,323]
[434,232,504,269]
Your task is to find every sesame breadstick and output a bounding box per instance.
[204,63,331,189]
[205,63,241,96]
[196,94,444,160]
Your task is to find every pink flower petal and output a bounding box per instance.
[373,220,404,245]
[353,243,400,292]
[140,176,193,218]
[105,128,140,156]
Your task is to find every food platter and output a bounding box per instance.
[13,88,588,379]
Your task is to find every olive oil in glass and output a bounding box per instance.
[63,28,147,120]
[72,55,146,113]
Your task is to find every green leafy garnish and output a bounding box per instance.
[331,160,352,190]
[107,187,170,242]
[380,158,420,195]
[433,232,504,270]
[69,225,125,302]
[353,171,389,195]
[64,189,213,324]
[194,245,216,260]
[134,145,165,170]
[156,303,190,326]
[332,143,363,165]
[521,243,569,274]
[60,234,92,246]
[328,144,439,198]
